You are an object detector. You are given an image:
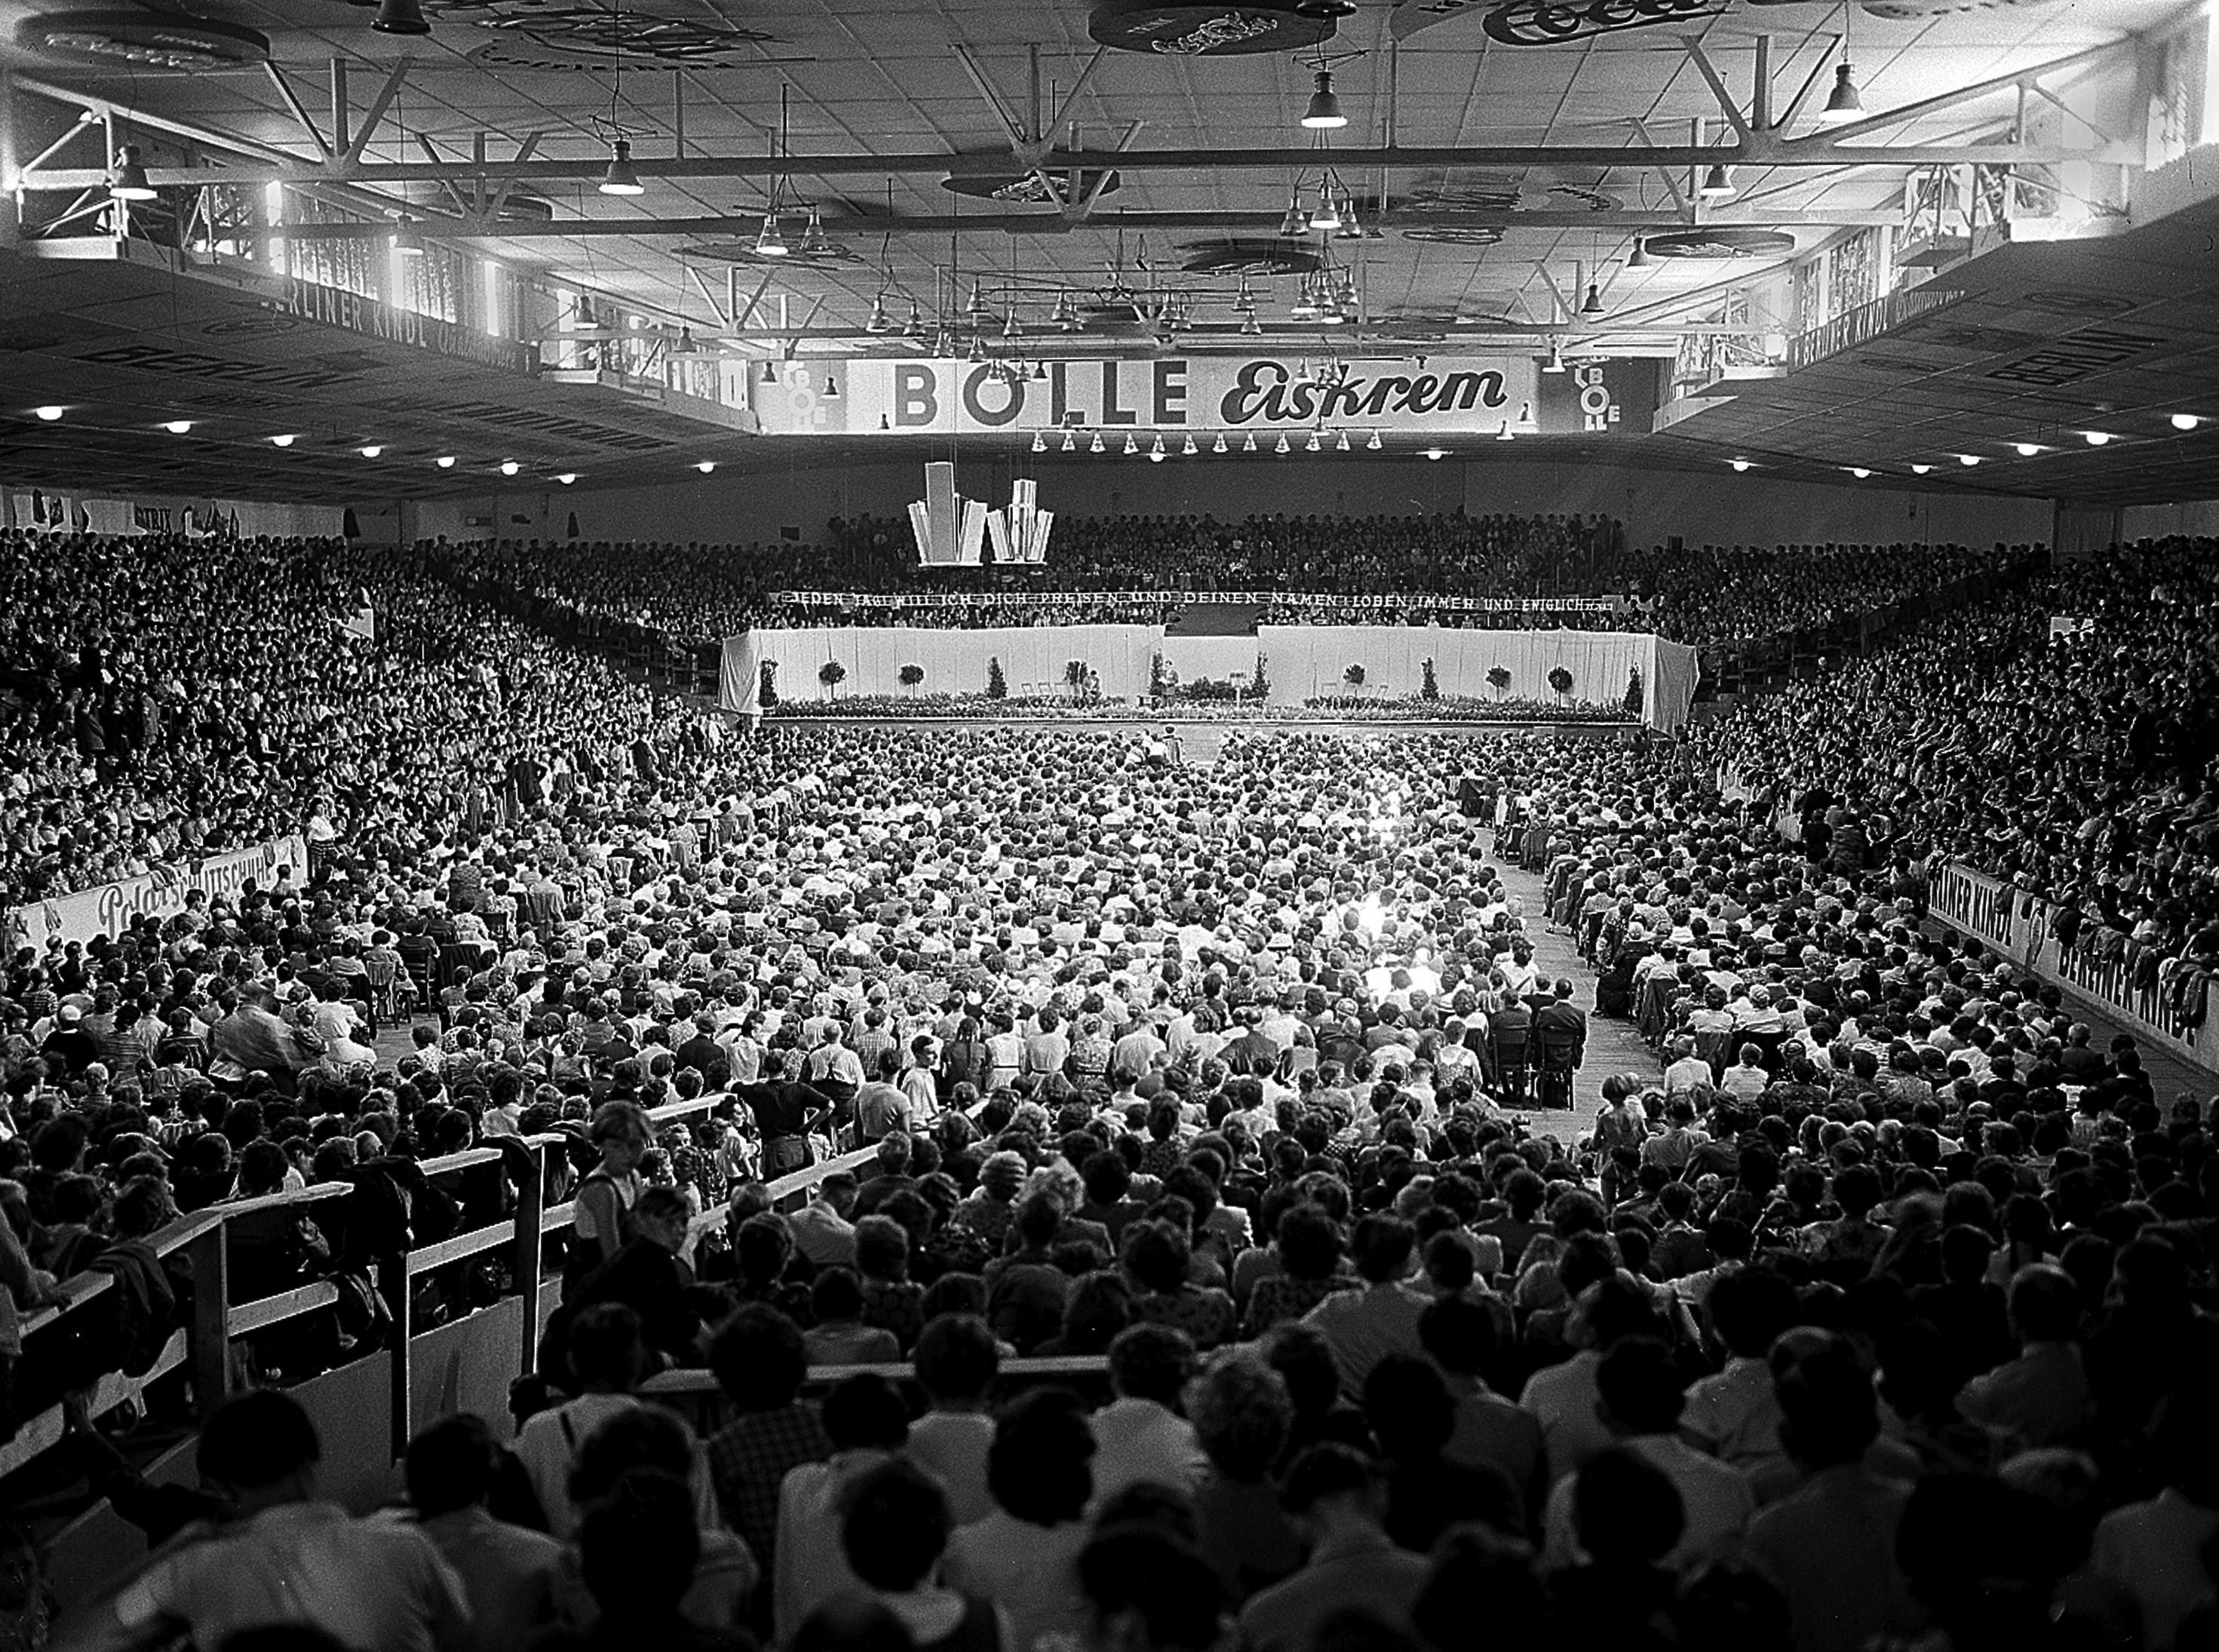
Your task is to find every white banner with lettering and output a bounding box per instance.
[7,835,310,953]
[753,356,1538,438]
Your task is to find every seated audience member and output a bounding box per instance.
[1540,1336,1754,1573]
[1955,1262,2092,1456]
[514,1306,654,1540]
[401,1414,564,1652]
[838,1458,1010,1650]
[1417,1296,1545,1527]
[1075,1523,1227,1652]
[1744,1336,1913,1652]
[1184,1350,1306,1601]
[528,1470,757,1652]
[944,1388,1097,1649]
[1303,1213,1426,1397]
[801,1267,902,1365]
[1089,1323,1206,1504]
[66,1390,470,1652]
[704,1305,831,1611]
[1363,1353,1525,1552]
[566,1184,712,1368]
[557,1405,757,1635]
[773,1372,911,1642]
[1545,1448,1687,1644]
[907,1313,1002,1525]
[1237,1445,1432,1652]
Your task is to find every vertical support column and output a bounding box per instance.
[382,1247,413,1461]
[512,1142,545,1381]
[187,1223,232,1419]
[330,57,351,163]
[0,69,20,248]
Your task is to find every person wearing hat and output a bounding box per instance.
[39,1003,100,1078]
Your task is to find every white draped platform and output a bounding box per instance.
[722,624,1700,729]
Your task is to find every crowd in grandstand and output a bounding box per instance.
[446,516,1993,657]
[0,525,2214,1652]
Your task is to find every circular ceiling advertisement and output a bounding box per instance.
[1402,224,1508,247]
[424,0,777,69]
[1087,0,1352,56]
[1640,228,1798,259]
[17,12,269,70]
[1179,239,1324,276]
[942,170,1123,206]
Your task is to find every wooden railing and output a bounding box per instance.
[5,1100,876,1481]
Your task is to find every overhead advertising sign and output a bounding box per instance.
[757,355,1656,438]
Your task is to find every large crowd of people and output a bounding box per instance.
[444,517,1996,659]
[0,522,2214,1652]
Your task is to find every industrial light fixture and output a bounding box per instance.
[1002,309,1023,339]
[1242,433,1257,453]
[1301,69,1346,131]
[391,217,424,257]
[864,296,891,334]
[1278,197,1310,238]
[2014,442,2042,456]
[271,434,296,448]
[1729,458,1750,471]
[599,140,643,196]
[1274,433,1291,454]
[1580,283,1606,317]
[2170,413,2201,431]
[163,419,192,434]
[1366,430,1382,450]
[1213,434,1228,453]
[1821,62,1863,122]
[556,472,576,485]
[903,302,925,338]
[1149,435,1167,462]
[754,212,789,257]
[1957,453,1981,466]
[1496,421,1515,442]
[696,460,717,473]
[1091,432,1105,453]
[799,209,830,257]
[500,459,520,475]
[1699,164,1736,200]
[435,455,456,468]
[1423,447,1447,461]
[108,146,155,201]
[1335,431,1350,452]
[1124,433,1139,456]
[1300,431,1318,453]
[965,334,987,364]
[1627,238,1653,269]
[360,445,382,459]
[1911,463,1932,474]
[1542,343,1566,374]
[372,0,431,35]
[1183,434,1199,456]
[34,405,63,421]
[1848,467,1871,478]
[1059,431,1075,453]
[1309,194,1342,233]
[2082,430,2113,446]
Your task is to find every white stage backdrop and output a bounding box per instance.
[723,626,1701,730]
[725,625,1163,706]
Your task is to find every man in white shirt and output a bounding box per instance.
[82,1390,471,1652]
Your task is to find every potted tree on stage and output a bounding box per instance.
[899,662,925,699]
[1487,665,1512,702]
[819,659,847,701]
[1343,662,1366,699]
[1548,665,1574,708]
[986,657,1008,699]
